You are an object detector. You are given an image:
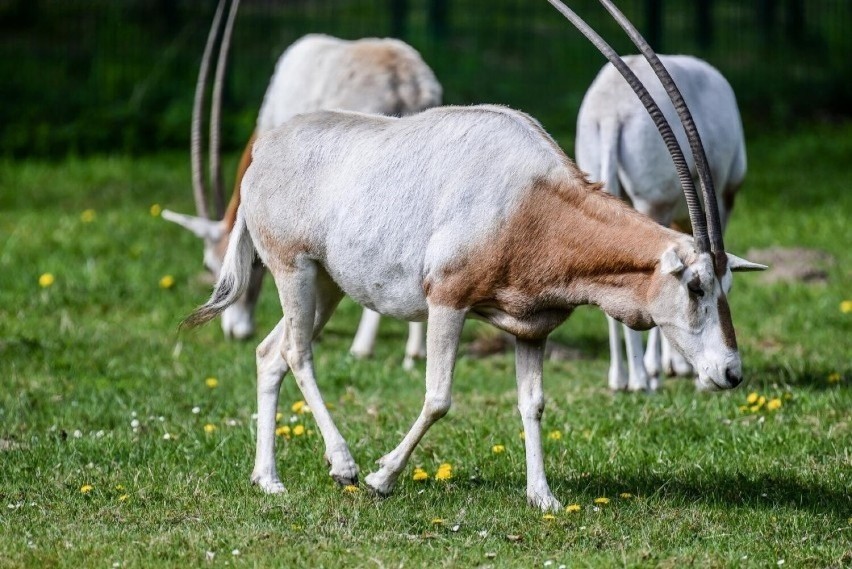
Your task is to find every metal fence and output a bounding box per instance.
[1,0,849,156]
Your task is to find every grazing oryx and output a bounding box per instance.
[576,55,747,392]
[163,0,440,368]
[181,0,765,511]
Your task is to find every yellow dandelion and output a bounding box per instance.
[828,373,841,384]
[492,444,505,454]
[39,273,55,288]
[619,492,633,499]
[291,400,305,414]
[204,423,217,434]
[840,300,852,314]
[205,377,218,389]
[413,467,429,481]
[80,484,93,494]
[519,431,526,440]
[293,425,305,436]
[435,463,453,481]
[149,203,162,217]
[275,412,284,422]
[749,404,761,412]
[118,494,129,502]
[565,504,581,513]
[159,275,175,289]
[746,392,759,404]
[594,497,610,505]
[757,396,766,408]
[343,485,359,493]
[542,514,556,521]
[431,518,445,524]
[115,484,124,491]
[738,405,749,412]
[548,430,562,440]
[275,425,291,437]
[766,398,782,411]
[80,209,96,223]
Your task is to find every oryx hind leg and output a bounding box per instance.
[350,308,381,359]
[274,259,357,486]
[252,318,289,493]
[403,322,426,370]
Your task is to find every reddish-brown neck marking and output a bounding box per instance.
[429,175,679,327]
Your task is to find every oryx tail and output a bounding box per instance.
[183,207,255,328]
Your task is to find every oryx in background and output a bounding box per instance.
[163,0,441,368]
[576,54,746,392]
[180,0,765,510]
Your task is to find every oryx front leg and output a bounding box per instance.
[623,326,652,392]
[251,319,288,494]
[516,337,561,512]
[644,327,662,391]
[403,322,426,370]
[606,316,628,391]
[277,261,356,486]
[364,305,465,496]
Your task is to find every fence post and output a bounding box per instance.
[428,0,448,40]
[757,0,777,45]
[645,0,663,51]
[785,0,804,45]
[696,0,714,49]
[390,0,409,39]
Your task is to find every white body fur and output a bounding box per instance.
[575,55,746,392]
[165,34,441,367]
[189,105,762,510]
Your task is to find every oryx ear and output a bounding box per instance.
[659,246,685,275]
[162,209,224,241]
[727,252,768,272]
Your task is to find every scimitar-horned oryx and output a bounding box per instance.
[180,0,765,511]
[576,54,747,392]
[162,0,441,369]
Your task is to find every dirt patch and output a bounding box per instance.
[745,247,835,284]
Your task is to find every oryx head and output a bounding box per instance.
[163,0,255,340]
[648,244,765,390]
[550,0,766,389]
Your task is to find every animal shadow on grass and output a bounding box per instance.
[474,471,850,519]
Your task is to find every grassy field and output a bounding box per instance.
[1,123,850,567]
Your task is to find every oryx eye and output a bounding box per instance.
[687,278,704,298]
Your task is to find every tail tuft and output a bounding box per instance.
[181,274,236,329]
[178,206,254,331]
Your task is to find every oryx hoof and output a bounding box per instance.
[364,471,396,497]
[251,474,286,494]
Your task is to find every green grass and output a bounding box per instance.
[1,124,851,567]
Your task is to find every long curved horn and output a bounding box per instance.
[597,0,724,262]
[546,0,710,253]
[191,0,228,219]
[209,0,241,219]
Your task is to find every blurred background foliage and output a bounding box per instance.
[1,0,849,157]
